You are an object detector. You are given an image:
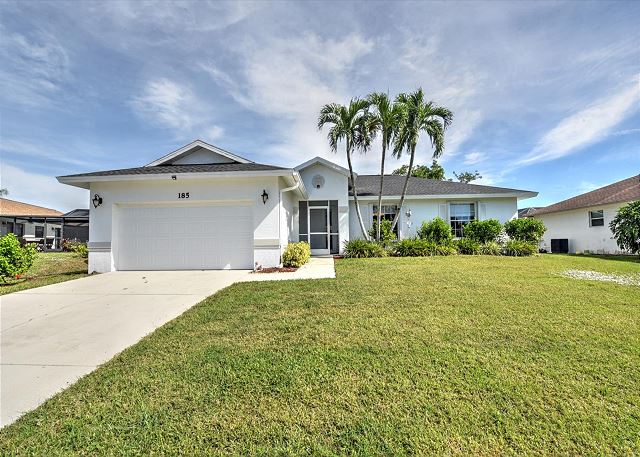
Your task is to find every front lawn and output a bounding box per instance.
[1,255,638,454]
[0,252,88,295]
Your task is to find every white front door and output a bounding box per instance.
[308,205,330,255]
[116,203,254,270]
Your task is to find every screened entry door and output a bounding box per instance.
[299,200,339,255]
[309,206,329,255]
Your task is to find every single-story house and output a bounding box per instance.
[57,140,538,272]
[0,198,63,247]
[532,174,640,254]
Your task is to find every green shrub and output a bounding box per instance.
[393,238,433,257]
[61,238,84,252]
[282,242,311,267]
[72,243,89,259]
[463,219,502,243]
[368,219,397,244]
[455,238,481,255]
[504,218,546,243]
[609,200,640,255]
[0,233,37,281]
[479,241,502,256]
[417,217,453,244]
[343,239,387,258]
[502,240,538,256]
[434,244,457,256]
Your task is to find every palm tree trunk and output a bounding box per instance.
[391,145,415,234]
[376,142,386,241]
[346,146,370,241]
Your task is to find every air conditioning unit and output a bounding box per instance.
[551,239,569,253]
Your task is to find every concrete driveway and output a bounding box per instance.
[0,270,250,427]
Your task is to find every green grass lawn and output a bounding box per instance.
[0,252,88,295]
[1,255,639,455]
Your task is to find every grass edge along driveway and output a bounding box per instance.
[1,254,638,455]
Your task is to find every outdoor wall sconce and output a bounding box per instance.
[92,194,103,208]
[261,189,269,205]
[171,175,177,180]
[405,208,412,218]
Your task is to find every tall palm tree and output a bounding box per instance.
[391,88,453,232]
[318,98,375,240]
[367,92,402,241]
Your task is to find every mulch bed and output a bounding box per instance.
[255,267,298,274]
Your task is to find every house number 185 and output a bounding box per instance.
[178,192,190,199]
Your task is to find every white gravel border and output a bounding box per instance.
[559,269,640,286]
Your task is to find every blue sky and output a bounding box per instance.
[1,0,638,212]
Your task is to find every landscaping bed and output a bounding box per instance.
[0,255,638,454]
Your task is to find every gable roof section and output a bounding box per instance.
[0,198,63,217]
[352,175,537,199]
[145,140,252,166]
[533,174,640,216]
[295,156,352,177]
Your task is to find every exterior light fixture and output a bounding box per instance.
[405,208,412,218]
[92,194,103,208]
[171,175,177,180]
[261,189,269,205]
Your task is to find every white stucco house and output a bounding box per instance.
[58,140,538,272]
[532,174,640,254]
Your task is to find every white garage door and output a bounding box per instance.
[117,204,253,270]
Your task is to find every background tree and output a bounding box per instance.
[609,200,640,255]
[367,92,402,241]
[318,98,375,240]
[392,88,453,232]
[392,160,445,180]
[454,170,482,183]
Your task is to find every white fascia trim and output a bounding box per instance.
[295,156,353,177]
[145,140,252,167]
[351,192,538,201]
[57,169,304,189]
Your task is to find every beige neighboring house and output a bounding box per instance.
[532,175,640,254]
[0,198,63,247]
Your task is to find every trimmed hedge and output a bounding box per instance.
[417,217,453,244]
[463,219,502,243]
[504,218,546,243]
[393,239,456,257]
[282,242,311,267]
[0,233,37,281]
[479,241,502,256]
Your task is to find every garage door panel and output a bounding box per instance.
[117,204,253,270]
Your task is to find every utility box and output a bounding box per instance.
[551,239,569,254]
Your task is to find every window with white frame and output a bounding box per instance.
[372,205,399,234]
[589,209,604,227]
[449,203,476,238]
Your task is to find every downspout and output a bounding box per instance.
[278,176,302,265]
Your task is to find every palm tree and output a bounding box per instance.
[391,88,453,232]
[367,92,402,241]
[318,98,375,240]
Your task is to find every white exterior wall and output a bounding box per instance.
[534,202,628,254]
[349,197,518,239]
[296,163,350,253]
[279,177,297,251]
[88,176,284,272]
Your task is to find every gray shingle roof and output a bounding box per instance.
[58,163,288,179]
[352,175,534,197]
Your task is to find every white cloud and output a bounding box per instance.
[0,28,70,106]
[130,78,223,141]
[201,33,374,164]
[0,163,88,212]
[517,79,640,166]
[463,151,487,165]
[0,139,91,167]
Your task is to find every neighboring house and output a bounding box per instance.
[58,140,538,272]
[532,174,640,254]
[0,198,63,245]
[518,207,541,218]
[62,209,90,242]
